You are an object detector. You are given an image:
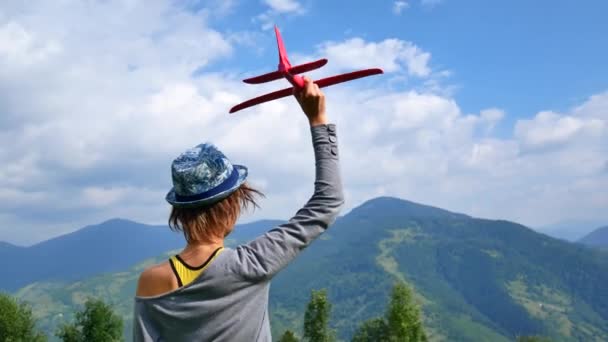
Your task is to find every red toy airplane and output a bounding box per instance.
[229,26,384,113]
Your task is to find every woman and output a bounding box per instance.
[133,77,344,341]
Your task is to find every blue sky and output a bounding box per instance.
[0,0,607,245]
[215,0,608,123]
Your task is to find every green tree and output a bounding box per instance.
[352,282,428,342]
[352,317,388,342]
[385,282,427,342]
[55,325,81,342]
[0,292,46,342]
[56,298,123,342]
[303,289,335,342]
[278,329,300,342]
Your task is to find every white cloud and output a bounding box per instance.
[263,0,302,13]
[393,1,410,15]
[515,110,604,151]
[0,0,239,242]
[320,88,608,230]
[573,91,608,119]
[313,38,432,77]
[255,0,305,30]
[254,12,277,31]
[206,0,239,15]
[81,186,164,209]
[0,21,61,66]
[479,108,505,133]
[82,187,131,208]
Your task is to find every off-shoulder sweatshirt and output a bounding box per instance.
[133,124,344,341]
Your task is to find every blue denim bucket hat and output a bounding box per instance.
[166,143,248,208]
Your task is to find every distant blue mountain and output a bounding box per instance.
[0,218,283,291]
[0,241,24,259]
[0,241,23,250]
[579,226,608,249]
[536,219,604,242]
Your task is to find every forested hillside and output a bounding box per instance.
[15,197,608,341]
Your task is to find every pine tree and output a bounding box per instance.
[278,329,300,342]
[351,281,428,342]
[303,289,335,342]
[0,292,46,342]
[385,282,427,342]
[56,298,123,342]
[352,317,388,342]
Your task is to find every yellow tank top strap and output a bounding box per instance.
[169,247,224,287]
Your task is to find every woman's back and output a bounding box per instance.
[134,249,273,341]
[133,78,343,341]
[136,245,224,297]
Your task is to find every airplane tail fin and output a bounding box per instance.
[275,25,291,69]
[242,26,327,84]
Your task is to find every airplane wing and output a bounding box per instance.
[314,68,383,88]
[230,68,383,113]
[290,59,328,75]
[229,87,293,113]
[243,59,328,84]
[242,71,284,84]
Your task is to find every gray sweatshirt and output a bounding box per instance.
[133,124,344,341]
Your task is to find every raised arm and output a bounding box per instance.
[233,78,344,281]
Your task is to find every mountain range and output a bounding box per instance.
[579,226,608,249]
[536,219,606,242]
[7,197,608,341]
[0,218,283,292]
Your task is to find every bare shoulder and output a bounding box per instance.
[136,261,177,297]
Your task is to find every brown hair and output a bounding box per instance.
[168,182,264,243]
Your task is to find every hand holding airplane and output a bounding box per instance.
[229,26,383,113]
